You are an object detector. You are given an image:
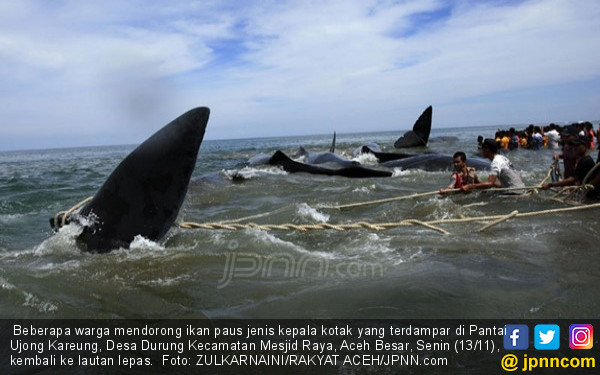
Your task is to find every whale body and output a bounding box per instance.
[382,153,491,171]
[269,151,392,178]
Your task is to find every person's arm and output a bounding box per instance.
[587,169,600,187]
[447,173,457,189]
[440,173,457,194]
[461,174,497,192]
[553,152,563,161]
[471,169,480,184]
[541,176,576,190]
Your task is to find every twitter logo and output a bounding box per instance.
[535,325,560,350]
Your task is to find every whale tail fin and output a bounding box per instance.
[394,105,432,148]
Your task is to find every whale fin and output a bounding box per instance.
[72,107,210,252]
[330,131,336,153]
[293,146,309,159]
[394,106,432,148]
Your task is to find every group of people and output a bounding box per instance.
[442,123,600,200]
[483,122,599,151]
[440,140,525,195]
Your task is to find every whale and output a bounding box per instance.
[382,153,491,172]
[351,143,382,158]
[269,151,392,178]
[294,146,360,167]
[246,153,273,166]
[292,132,359,167]
[394,106,432,148]
[51,107,210,253]
[354,145,414,163]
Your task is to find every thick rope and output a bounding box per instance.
[180,202,600,234]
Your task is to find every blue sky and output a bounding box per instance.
[1,0,599,151]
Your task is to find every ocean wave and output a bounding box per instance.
[246,229,338,260]
[33,223,82,256]
[352,184,376,194]
[222,166,288,180]
[0,276,59,314]
[130,235,166,252]
[0,213,26,224]
[352,153,379,165]
[391,168,413,177]
[297,203,329,223]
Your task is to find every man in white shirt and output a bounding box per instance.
[545,125,560,149]
[461,139,525,192]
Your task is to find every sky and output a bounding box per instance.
[1,0,600,151]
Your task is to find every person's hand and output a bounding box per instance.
[540,183,551,190]
[439,189,446,195]
[461,184,472,192]
[553,154,561,161]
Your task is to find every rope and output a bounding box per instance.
[214,206,291,224]
[322,190,448,210]
[52,196,93,230]
[477,210,518,232]
[550,184,595,205]
[324,185,543,210]
[180,202,600,234]
[582,161,600,186]
[539,164,555,186]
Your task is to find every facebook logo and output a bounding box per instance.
[504,325,529,350]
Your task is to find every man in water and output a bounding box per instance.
[554,125,579,178]
[541,136,599,199]
[460,139,525,193]
[545,124,561,149]
[440,152,480,194]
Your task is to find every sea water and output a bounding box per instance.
[1,127,599,319]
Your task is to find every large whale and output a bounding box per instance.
[269,151,392,178]
[292,132,358,167]
[51,107,210,253]
[394,106,432,148]
[294,146,359,167]
[382,153,491,171]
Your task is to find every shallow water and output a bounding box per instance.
[1,127,599,319]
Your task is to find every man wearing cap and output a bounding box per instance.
[541,136,599,198]
[461,139,525,193]
[554,125,579,178]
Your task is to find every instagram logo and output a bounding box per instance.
[569,324,593,349]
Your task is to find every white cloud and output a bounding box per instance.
[1,0,599,150]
